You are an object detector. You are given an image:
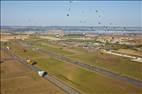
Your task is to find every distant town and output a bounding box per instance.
[1,26,142,33]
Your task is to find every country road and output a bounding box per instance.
[18,41,142,88]
[1,48,80,94]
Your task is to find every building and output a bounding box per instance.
[47,30,64,37]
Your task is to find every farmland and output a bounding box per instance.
[1,33,142,94]
[1,1,142,94]
[0,50,65,94]
[19,37,142,81]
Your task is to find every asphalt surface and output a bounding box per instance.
[1,48,80,94]
[18,41,142,88]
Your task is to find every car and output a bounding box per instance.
[38,70,47,77]
[6,46,10,50]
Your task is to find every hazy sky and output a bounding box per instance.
[1,1,142,27]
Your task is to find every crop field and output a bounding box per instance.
[2,38,142,94]
[0,49,65,94]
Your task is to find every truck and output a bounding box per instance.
[26,59,37,65]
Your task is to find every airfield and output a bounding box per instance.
[0,49,65,94]
[1,32,142,94]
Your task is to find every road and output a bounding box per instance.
[18,41,142,88]
[103,50,142,63]
[2,48,80,94]
[37,48,142,88]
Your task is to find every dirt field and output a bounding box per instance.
[0,34,29,41]
[116,49,142,57]
[40,36,61,41]
[0,50,65,94]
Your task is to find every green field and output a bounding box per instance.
[22,38,142,80]
[35,57,142,94]
[5,40,142,94]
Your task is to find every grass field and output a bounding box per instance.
[35,57,142,94]
[5,40,142,94]
[0,50,65,94]
[23,39,142,80]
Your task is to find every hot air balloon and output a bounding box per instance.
[67,13,70,16]
[98,22,101,24]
